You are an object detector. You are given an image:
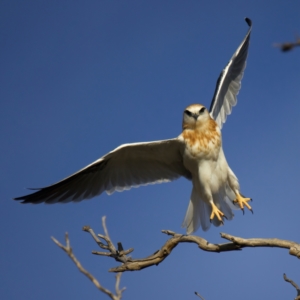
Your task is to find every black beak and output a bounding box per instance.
[192,114,198,120]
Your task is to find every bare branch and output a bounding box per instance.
[283,273,300,300]
[274,37,300,52]
[52,220,300,299]
[115,273,126,298]
[84,223,300,273]
[112,231,299,272]
[102,215,110,238]
[220,233,300,258]
[195,291,206,299]
[83,217,134,265]
[51,233,125,300]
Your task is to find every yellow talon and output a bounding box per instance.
[234,192,252,212]
[210,202,225,223]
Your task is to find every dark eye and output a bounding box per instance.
[184,110,192,116]
[199,107,206,114]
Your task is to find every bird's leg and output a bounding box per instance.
[210,202,225,224]
[233,191,252,213]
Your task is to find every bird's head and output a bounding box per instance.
[182,104,211,130]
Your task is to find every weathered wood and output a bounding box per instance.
[83,218,300,273]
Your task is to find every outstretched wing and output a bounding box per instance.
[14,138,190,204]
[209,18,252,129]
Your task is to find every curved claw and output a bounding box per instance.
[210,203,225,224]
[234,192,252,213]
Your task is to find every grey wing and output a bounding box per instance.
[209,18,252,129]
[14,138,190,204]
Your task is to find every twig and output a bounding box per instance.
[51,232,125,300]
[83,216,133,264]
[84,223,300,272]
[274,37,300,52]
[283,273,300,300]
[195,291,206,299]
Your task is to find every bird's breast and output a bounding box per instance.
[181,120,221,161]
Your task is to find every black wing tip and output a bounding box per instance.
[13,196,46,204]
[244,17,252,27]
[13,187,42,202]
[13,198,28,204]
[13,196,29,203]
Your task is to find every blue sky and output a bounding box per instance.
[1,1,300,299]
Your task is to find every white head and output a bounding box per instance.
[182,104,211,130]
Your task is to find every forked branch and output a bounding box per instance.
[283,273,300,300]
[82,216,133,264]
[83,218,300,273]
[51,232,125,300]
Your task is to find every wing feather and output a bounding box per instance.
[209,18,252,129]
[14,138,190,204]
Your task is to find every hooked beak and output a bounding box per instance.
[192,113,198,121]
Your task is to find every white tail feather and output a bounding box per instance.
[199,198,212,231]
[182,188,212,234]
[182,188,201,234]
[182,188,237,234]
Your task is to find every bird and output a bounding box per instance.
[14,18,252,234]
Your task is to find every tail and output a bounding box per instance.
[182,188,211,234]
[182,187,236,234]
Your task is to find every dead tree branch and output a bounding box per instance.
[220,233,300,258]
[51,232,125,300]
[195,291,206,299]
[83,216,134,264]
[283,273,300,300]
[83,219,300,273]
[274,37,300,52]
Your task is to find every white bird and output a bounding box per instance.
[15,18,252,234]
